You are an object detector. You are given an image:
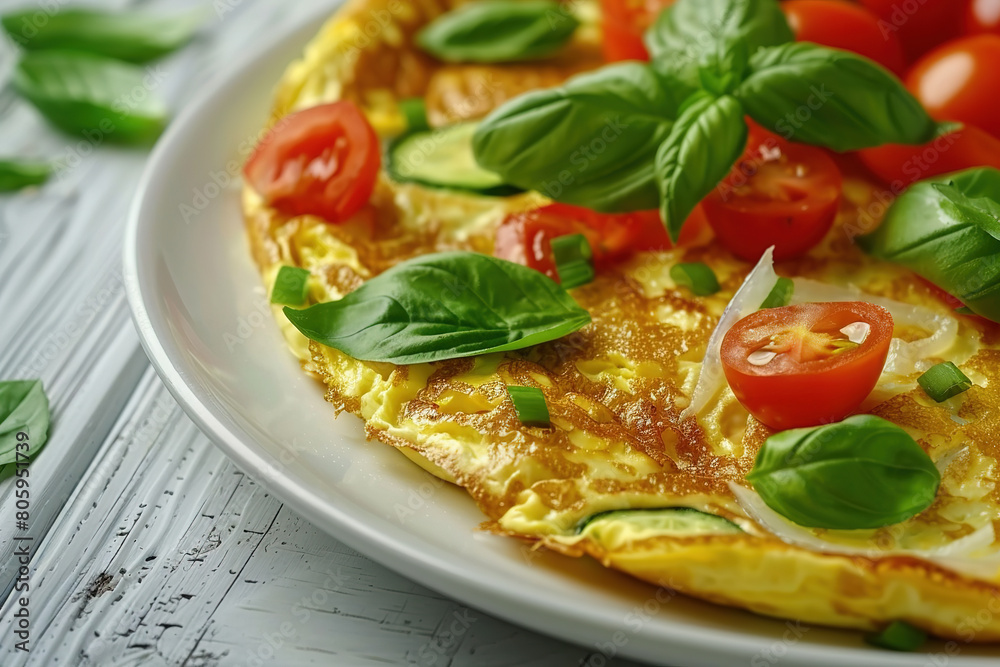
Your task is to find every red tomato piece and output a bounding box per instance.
[494,202,706,282]
[906,35,1000,141]
[965,0,1000,34]
[782,0,906,75]
[857,124,1000,187]
[702,124,842,262]
[721,302,894,430]
[858,0,966,63]
[599,0,675,62]
[244,101,381,223]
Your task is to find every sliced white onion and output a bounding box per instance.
[790,278,959,377]
[730,482,1000,579]
[840,321,870,345]
[682,248,777,421]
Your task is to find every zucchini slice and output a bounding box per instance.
[577,507,742,544]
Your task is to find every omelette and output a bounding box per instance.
[241,0,1000,643]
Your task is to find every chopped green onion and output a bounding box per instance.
[760,277,794,309]
[918,362,973,402]
[399,98,429,133]
[506,386,550,428]
[670,262,720,296]
[0,159,51,192]
[551,233,595,289]
[955,306,975,315]
[865,620,926,652]
[271,266,311,306]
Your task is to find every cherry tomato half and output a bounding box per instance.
[782,0,906,75]
[721,302,894,430]
[702,124,842,262]
[906,35,1000,141]
[857,124,1000,187]
[599,0,675,62]
[495,202,707,281]
[964,0,1000,35]
[858,0,965,63]
[244,101,381,223]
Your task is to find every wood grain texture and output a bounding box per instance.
[0,0,648,664]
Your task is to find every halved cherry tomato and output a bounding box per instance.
[244,101,380,223]
[599,0,675,62]
[857,124,1000,187]
[495,202,707,281]
[906,35,1000,141]
[782,0,906,75]
[858,0,966,63]
[702,124,842,262]
[721,302,893,430]
[965,0,1000,34]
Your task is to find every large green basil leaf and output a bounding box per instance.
[0,380,50,466]
[284,252,592,364]
[473,63,690,212]
[746,415,940,530]
[655,93,747,241]
[734,42,936,152]
[0,160,50,192]
[2,8,204,63]
[14,51,167,145]
[645,0,793,89]
[417,0,578,63]
[859,167,1000,322]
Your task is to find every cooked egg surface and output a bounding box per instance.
[242,0,1000,639]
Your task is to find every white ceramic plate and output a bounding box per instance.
[124,4,1000,665]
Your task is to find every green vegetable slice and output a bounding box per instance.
[746,415,940,529]
[577,508,743,541]
[1,8,204,63]
[506,386,550,427]
[271,267,311,307]
[760,277,794,309]
[865,621,927,652]
[13,50,167,144]
[398,98,429,133]
[551,234,595,289]
[0,160,50,192]
[670,262,720,296]
[918,362,973,403]
[283,251,591,365]
[0,380,50,467]
[417,0,578,63]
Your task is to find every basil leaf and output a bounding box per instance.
[746,415,940,530]
[859,167,1000,322]
[283,252,591,364]
[474,63,690,212]
[417,0,578,63]
[645,0,793,89]
[14,50,167,145]
[0,380,50,466]
[1,8,204,63]
[655,93,747,241]
[734,42,936,151]
[0,160,50,192]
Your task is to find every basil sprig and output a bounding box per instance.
[0,160,50,192]
[14,51,167,144]
[859,167,1000,323]
[473,0,936,241]
[417,0,578,63]
[2,8,203,63]
[284,252,591,364]
[747,415,940,530]
[0,380,50,467]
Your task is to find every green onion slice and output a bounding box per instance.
[506,386,550,427]
[954,306,976,315]
[399,98,429,133]
[670,262,720,296]
[760,277,794,309]
[0,159,51,192]
[917,362,972,403]
[271,266,311,306]
[865,620,927,652]
[552,233,595,289]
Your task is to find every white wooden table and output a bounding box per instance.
[0,1,652,664]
